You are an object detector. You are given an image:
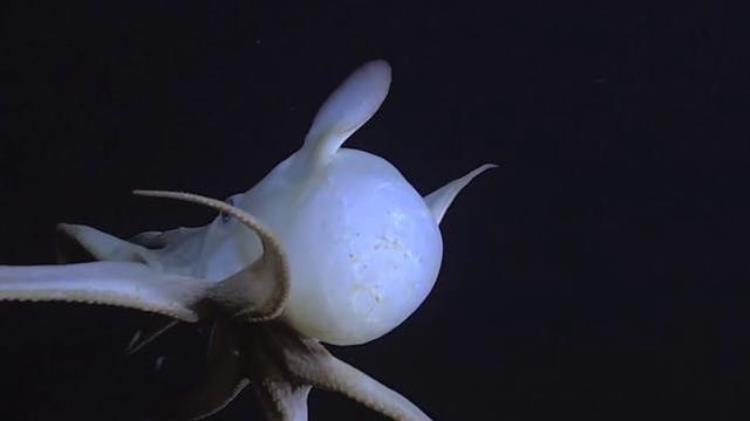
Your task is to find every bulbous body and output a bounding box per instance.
[0,59,494,421]
[173,60,491,346]
[5,59,491,350]
[239,148,443,345]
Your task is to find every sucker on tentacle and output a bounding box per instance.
[0,59,494,420]
[132,189,291,321]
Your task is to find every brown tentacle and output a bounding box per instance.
[283,341,431,421]
[168,321,250,420]
[133,190,290,321]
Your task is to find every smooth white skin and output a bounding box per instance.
[191,61,446,345]
[0,59,496,421]
[0,60,494,348]
[191,60,491,345]
[239,149,443,345]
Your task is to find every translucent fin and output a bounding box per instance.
[424,164,497,224]
[0,261,211,321]
[302,60,392,167]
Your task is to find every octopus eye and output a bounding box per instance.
[221,197,234,223]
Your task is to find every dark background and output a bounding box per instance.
[0,1,747,420]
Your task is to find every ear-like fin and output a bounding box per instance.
[0,261,211,322]
[302,60,392,167]
[424,164,497,225]
[57,223,161,267]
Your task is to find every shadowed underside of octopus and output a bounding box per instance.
[0,60,494,420]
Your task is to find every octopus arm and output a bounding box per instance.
[0,261,211,321]
[286,342,432,421]
[169,321,251,420]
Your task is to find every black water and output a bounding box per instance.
[0,1,747,420]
